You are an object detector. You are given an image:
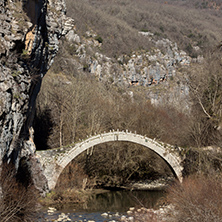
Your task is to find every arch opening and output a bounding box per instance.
[55,141,178,191]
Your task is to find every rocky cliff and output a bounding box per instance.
[0,0,74,193]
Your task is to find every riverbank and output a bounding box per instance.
[39,178,172,208]
[39,188,110,207]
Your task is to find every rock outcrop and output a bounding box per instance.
[0,0,74,193]
[59,28,200,112]
[64,29,195,87]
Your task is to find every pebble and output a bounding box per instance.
[101,212,108,217]
[114,212,119,217]
[54,212,71,221]
[121,215,126,220]
[47,206,57,215]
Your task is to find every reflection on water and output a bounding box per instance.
[82,190,165,212]
[39,190,165,221]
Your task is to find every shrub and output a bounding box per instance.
[166,174,222,222]
[56,162,90,190]
[40,163,91,206]
[0,163,39,222]
[95,35,103,44]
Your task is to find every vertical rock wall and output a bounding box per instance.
[0,0,74,193]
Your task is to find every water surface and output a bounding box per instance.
[39,189,165,221]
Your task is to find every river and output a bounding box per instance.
[38,190,165,221]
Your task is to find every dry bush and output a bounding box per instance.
[56,162,90,190]
[41,188,89,207]
[0,163,39,222]
[41,163,91,206]
[166,174,222,222]
[182,146,222,177]
[36,72,113,148]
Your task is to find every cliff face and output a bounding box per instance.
[0,0,73,192]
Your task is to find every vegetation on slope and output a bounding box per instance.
[35,0,222,194]
[66,0,222,58]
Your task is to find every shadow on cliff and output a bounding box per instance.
[33,106,54,150]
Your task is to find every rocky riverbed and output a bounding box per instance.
[40,204,174,222]
[125,177,175,191]
[39,188,168,221]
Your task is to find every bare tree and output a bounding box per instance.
[185,47,222,147]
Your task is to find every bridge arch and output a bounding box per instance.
[37,131,183,190]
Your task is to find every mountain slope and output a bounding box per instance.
[66,0,222,57]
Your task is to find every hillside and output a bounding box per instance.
[45,0,219,114]
[166,0,222,11]
[65,0,222,57]
[47,0,222,93]
[35,0,222,188]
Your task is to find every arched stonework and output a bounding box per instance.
[36,131,183,190]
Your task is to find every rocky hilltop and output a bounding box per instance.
[0,0,73,193]
[70,29,197,86]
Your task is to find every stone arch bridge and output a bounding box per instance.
[36,130,184,190]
